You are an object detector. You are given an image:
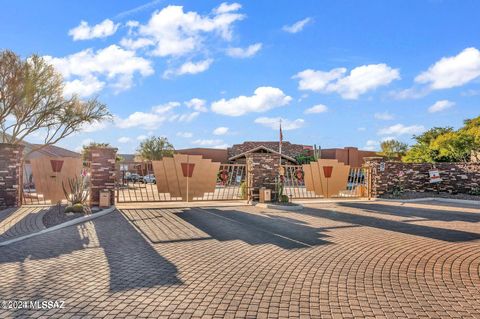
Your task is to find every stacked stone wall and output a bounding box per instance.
[364,158,480,197]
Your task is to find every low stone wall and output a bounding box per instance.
[365,158,480,197]
[0,143,24,209]
[86,147,117,207]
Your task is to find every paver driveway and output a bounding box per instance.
[0,201,479,318]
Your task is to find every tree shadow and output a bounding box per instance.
[301,206,480,242]
[338,202,480,223]
[176,208,332,249]
[0,211,182,294]
[0,207,17,224]
[0,207,49,242]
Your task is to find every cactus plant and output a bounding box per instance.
[62,175,89,206]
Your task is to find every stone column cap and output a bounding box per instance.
[0,143,25,149]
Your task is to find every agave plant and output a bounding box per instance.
[62,175,89,205]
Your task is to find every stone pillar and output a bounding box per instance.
[0,143,24,210]
[246,152,280,193]
[86,147,117,207]
[363,157,384,198]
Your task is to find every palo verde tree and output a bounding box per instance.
[378,139,408,160]
[0,50,111,154]
[403,117,480,163]
[136,136,174,161]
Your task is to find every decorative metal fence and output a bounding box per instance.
[115,159,247,203]
[283,165,367,199]
[282,165,320,199]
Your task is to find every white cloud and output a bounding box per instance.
[294,64,400,99]
[45,45,153,96]
[378,123,426,136]
[211,86,292,116]
[75,138,94,152]
[226,43,262,58]
[80,120,109,133]
[120,37,155,50]
[137,135,148,141]
[415,47,480,90]
[428,100,455,113]
[381,136,396,142]
[374,112,394,120]
[170,112,200,122]
[282,17,312,33]
[116,100,201,130]
[213,127,229,135]
[389,87,428,100]
[214,2,242,14]
[118,136,132,143]
[123,5,245,57]
[364,140,379,151]
[115,112,167,129]
[357,127,366,132]
[163,59,213,78]
[304,104,328,114]
[63,76,105,97]
[192,139,224,146]
[153,101,181,113]
[254,117,305,131]
[69,19,119,40]
[177,131,193,138]
[185,98,208,112]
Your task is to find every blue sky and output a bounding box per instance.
[2,0,480,154]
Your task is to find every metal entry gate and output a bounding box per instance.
[283,164,367,199]
[116,160,246,203]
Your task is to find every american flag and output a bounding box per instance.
[279,120,283,144]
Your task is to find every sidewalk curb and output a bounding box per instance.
[0,206,116,247]
[255,203,304,211]
[293,198,372,204]
[374,197,480,206]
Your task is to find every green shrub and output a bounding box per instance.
[240,181,247,199]
[469,187,480,196]
[65,203,85,214]
[280,195,289,203]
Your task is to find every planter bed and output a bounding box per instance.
[43,205,93,228]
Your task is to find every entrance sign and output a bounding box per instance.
[429,169,442,183]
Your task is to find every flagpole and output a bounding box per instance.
[278,119,283,175]
[279,119,282,168]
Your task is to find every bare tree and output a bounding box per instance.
[0,50,111,154]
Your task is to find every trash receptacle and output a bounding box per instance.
[99,190,111,208]
[259,188,272,203]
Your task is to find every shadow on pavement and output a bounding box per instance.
[338,202,480,223]
[0,211,182,294]
[176,208,332,249]
[94,211,182,291]
[302,206,480,242]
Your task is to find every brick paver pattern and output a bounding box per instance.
[0,201,479,318]
[0,206,47,243]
